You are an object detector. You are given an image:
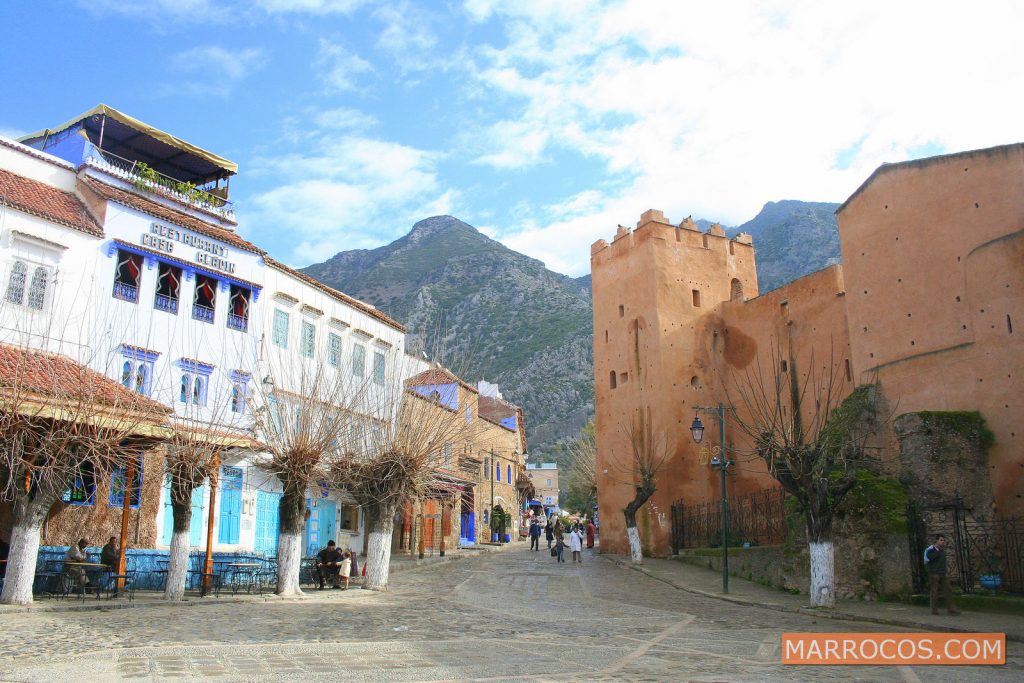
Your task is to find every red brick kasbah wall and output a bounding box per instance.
[837,144,1024,516]
[42,449,163,548]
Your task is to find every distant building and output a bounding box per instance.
[526,463,559,513]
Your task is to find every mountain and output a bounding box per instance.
[302,216,595,457]
[728,200,842,293]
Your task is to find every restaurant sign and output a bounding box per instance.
[140,222,237,274]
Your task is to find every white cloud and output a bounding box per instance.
[244,135,455,266]
[315,39,374,92]
[312,107,378,131]
[173,45,266,81]
[462,0,1024,276]
[255,0,365,14]
[0,126,26,140]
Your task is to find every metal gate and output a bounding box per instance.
[908,495,1024,594]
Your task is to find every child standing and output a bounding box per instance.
[340,550,352,590]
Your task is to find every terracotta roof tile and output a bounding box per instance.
[0,169,103,237]
[0,344,170,416]
[265,257,405,333]
[80,176,264,255]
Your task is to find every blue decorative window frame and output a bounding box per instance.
[230,370,251,414]
[178,358,215,406]
[328,333,342,367]
[119,345,158,396]
[272,309,289,348]
[300,321,315,358]
[109,455,144,509]
[105,241,262,301]
[62,461,96,506]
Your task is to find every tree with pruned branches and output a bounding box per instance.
[247,353,359,596]
[604,406,670,565]
[728,341,881,607]
[0,343,169,605]
[562,421,597,515]
[331,360,478,591]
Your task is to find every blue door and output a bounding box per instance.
[318,501,337,545]
[255,491,281,555]
[460,512,475,545]
[304,498,317,555]
[162,476,206,546]
[189,484,205,547]
[218,467,243,544]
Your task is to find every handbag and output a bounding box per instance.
[550,546,557,557]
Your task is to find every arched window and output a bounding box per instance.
[193,376,205,405]
[180,374,191,403]
[231,384,241,413]
[27,266,47,309]
[730,278,744,302]
[496,463,501,482]
[507,465,512,482]
[135,364,148,394]
[6,261,26,304]
[121,361,133,388]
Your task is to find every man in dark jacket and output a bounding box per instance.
[100,536,120,569]
[924,534,960,615]
[316,541,344,589]
[529,520,541,551]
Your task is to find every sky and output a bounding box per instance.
[2,1,1023,277]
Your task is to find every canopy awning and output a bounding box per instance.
[19,104,237,183]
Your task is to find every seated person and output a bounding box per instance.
[316,540,344,589]
[64,538,90,587]
[100,536,121,569]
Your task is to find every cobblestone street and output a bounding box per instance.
[1,546,1020,682]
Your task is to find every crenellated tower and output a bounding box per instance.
[590,209,758,556]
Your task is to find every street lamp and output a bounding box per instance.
[691,403,733,594]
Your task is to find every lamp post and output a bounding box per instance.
[691,403,732,594]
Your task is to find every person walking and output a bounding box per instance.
[586,520,596,549]
[544,519,554,549]
[553,520,566,563]
[529,519,542,551]
[924,534,960,615]
[569,524,583,564]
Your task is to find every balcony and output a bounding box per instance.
[192,303,215,324]
[84,148,236,221]
[226,313,248,332]
[154,293,179,314]
[112,281,138,303]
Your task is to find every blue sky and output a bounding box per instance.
[3,1,1023,276]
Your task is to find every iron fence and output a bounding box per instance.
[671,487,788,551]
[908,498,1023,594]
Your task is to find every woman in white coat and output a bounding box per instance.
[568,525,583,564]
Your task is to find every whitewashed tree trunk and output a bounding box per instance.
[0,521,42,605]
[276,531,303,596]
[808,540,835,607]
[363,508,395,592]
[626,525,643,565]
[164,529,190,601]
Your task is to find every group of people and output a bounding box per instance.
[314,540,357,590]
[528,517,595,565]
[61,537,122,588]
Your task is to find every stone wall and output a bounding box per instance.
[677,532,911,601]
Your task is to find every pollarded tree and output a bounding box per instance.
[247,354,358,596]
[618,407,669,564]
[729,341,881,607]
[0,344,169,605]
[332,362,478,591]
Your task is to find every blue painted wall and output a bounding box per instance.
[411,382,458,410]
